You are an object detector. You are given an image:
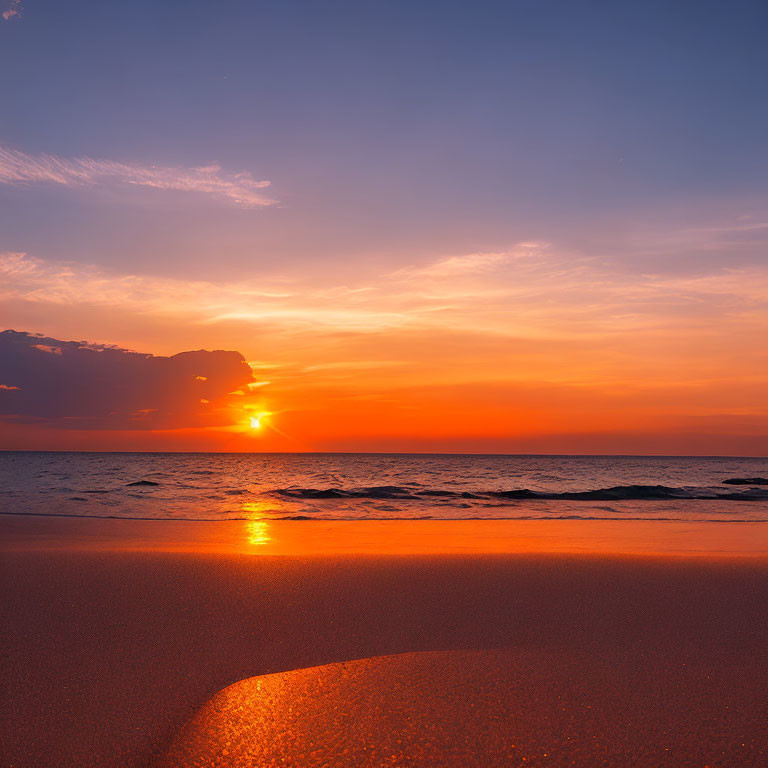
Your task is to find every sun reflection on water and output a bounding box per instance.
[241,501,276,517]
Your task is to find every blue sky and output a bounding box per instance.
[2,0,767,278]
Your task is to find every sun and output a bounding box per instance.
[248,411,272,430]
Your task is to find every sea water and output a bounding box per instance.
[2,452,767,523]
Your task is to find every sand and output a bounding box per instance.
[2,516,767,767]
[159,648,767,767]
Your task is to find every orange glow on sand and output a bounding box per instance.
[157,644,768,768]
[3,517,765,558]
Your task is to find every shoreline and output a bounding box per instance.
[3,449,766,456]
[2,514,767,557]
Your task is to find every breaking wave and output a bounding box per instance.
[273,483,768,502]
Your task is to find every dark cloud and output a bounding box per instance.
[0,330,255,429]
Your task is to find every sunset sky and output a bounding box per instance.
[1,0,767,454]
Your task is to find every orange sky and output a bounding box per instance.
[1,1,767,454]
[2,235,767,454]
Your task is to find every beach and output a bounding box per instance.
[5,0,768,762]
[3,516,767,767]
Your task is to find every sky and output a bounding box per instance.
[1,0,767,454]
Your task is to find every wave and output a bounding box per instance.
[723,477,768,485]
[273,483,768,502]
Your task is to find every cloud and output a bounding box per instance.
[390,242,551,279]
[0,330,256,429]
[0,145,275,208]
[1,0,21,21]
[2,242,768,346]
[0,251,418,332]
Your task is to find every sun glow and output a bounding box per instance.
[246,411,273,432]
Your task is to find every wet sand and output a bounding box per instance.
[2,516,767,767]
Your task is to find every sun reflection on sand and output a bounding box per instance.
[2,516,765,558]
[245,520,271,547]
[157,645,768,767]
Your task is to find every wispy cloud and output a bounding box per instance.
[0,145,275,208]
[0,252,416,332]
[2,242,767,342]
[391,242,551,279]
[1,0,21,21]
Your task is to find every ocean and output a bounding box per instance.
[2,452,767,523]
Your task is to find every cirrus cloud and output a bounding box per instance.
[0,144,276,208]
[2,241,768,341]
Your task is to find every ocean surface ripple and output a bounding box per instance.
[1,452,767,522]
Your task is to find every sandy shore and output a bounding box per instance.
[2,516,767,766]
[160,647,768,767]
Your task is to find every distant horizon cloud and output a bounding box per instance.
[0,144,276,208]
[0,330,257,430]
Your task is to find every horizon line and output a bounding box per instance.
[1,449,765,459]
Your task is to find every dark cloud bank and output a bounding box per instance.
[0,330,254,430]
